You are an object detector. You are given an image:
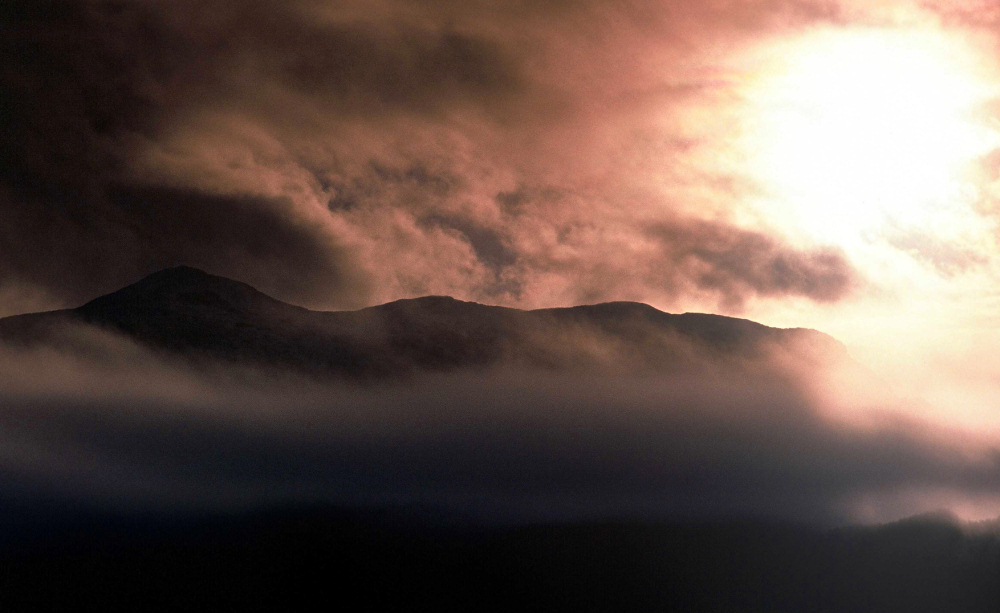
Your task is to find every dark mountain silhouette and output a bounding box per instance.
[0,265,847,378]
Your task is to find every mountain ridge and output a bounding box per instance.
[0,266,848,378]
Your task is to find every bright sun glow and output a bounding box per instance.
[745,28,999,247]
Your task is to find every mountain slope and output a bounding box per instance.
[0,266,847,378]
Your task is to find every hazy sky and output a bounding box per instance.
[5,1,1000,427]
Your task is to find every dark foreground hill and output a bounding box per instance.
[0,266,845,378]
[1,505,998,612]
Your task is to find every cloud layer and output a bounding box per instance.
[1,324,998,526]
[0,0,861,315]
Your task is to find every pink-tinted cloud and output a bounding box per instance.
[1,0,866,315]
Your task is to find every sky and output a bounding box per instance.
[5,1,1000,523]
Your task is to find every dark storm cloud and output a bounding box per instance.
[0,184,364,311]
[269,25,523,116]
[0,1,361,310]
[420,212,517,273]
[0,0,858,315]
[0,0,519,311]
[647,220,856,309]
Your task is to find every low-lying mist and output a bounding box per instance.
[2,320,998,530]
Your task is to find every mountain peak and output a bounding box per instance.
[0,267,854,379]
[143,264,215,280]
[120,265,240,292]
[76,266,295,324]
